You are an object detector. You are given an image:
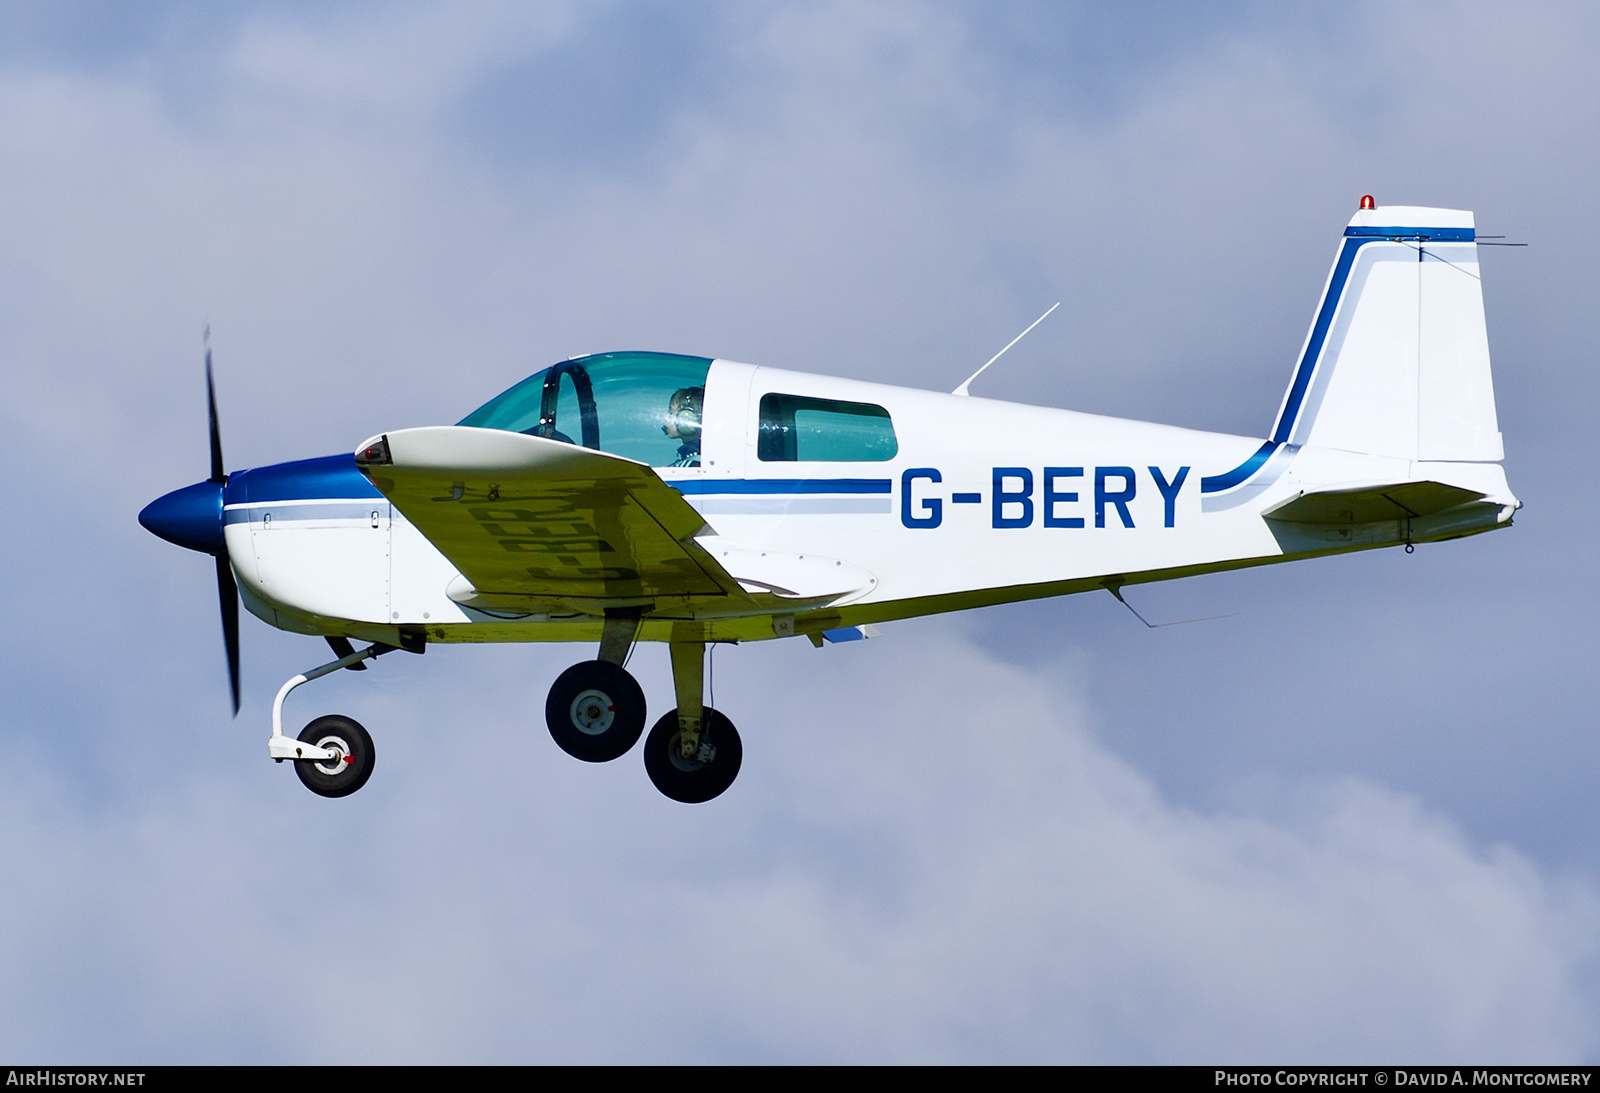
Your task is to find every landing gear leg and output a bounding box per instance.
[597,608,642,668]
[545,609,647,762]
[269,641,395,797]
[670,638,704,757]
[643,638,742,803]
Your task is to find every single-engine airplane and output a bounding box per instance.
[140,199,1518,803]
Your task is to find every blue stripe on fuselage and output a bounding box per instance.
[670,479,892,495]
[1200,440,1279,494]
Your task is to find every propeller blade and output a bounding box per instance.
[207,337,238,714]
[206,346,225,484]
[216,552,241,716]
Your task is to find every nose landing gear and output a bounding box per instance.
[293,714,375,798]
[269,638,411,798]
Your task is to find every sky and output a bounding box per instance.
[0,0,1596,1063]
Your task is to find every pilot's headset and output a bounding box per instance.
[664,386,705,441]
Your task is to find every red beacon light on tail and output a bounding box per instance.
[1359,194,1376,209]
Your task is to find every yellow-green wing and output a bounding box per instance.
[356,426,742,601]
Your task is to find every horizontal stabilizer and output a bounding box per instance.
[1263,481,1485,525]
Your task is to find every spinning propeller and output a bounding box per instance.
[206,347,242,715]
[138,338,242,715]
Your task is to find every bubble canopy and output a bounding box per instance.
[457,352,714,468]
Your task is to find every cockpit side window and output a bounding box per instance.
[458,352,713,467]
[757,393,898,462]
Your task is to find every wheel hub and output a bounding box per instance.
[570,688,616,735]
[311,735,350,775]
[667,732,717,772]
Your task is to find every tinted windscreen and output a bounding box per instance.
[458,352,713,467]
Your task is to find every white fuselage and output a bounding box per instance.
[224,359,1516,648]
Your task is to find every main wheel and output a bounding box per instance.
[545,661,647,762]
[293,715,375,798]
[642,707,742,803]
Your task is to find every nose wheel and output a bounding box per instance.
[545,660,648,762]
[293,715,375,798]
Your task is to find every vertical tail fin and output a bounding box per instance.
[1270,204,1503,463]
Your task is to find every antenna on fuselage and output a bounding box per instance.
[1104,581,1238,629]
[952,301,1060,397]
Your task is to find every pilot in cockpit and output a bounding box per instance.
[663,386,704,467]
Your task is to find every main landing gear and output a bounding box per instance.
[545,613,648,762]
[642,706,742,804]
[544,661,648,762]
[544,614,743,803]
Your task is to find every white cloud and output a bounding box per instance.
[0,627,1590,1062]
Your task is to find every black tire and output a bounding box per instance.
[545,661,647,762]
[293,715,375,798]
[642,707,742,803]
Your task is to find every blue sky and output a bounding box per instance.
[1,1,1597,1062]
